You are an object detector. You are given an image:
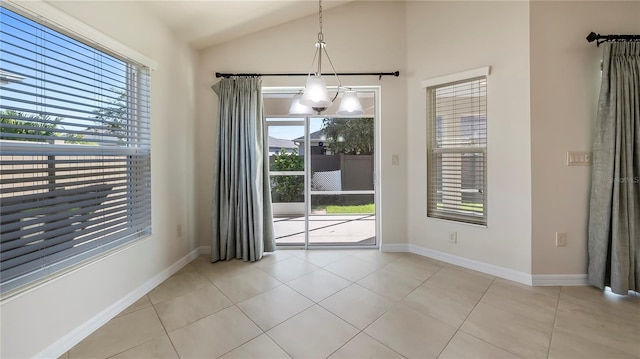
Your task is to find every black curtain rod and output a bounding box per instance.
[215,71,400,80]
[586,32,640,46]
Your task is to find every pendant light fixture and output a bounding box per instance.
[299,0,363,116]
[288,93,314,115]
[336,90,363,115]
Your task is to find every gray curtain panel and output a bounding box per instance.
[588,42,640,295]
[211,77,275,262]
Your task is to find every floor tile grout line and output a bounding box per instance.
[435,329,460,359]
[262,329,296,359]
[115,253,445,357]
[283,277,353,304]
[149,299,181,358]
[323,329,363,359]
[162,259,274,336]
[453,278,548,359]
[163,258,278,354]
[458,276,495,326]
[253,255,321,282]
[359,331,409,359]
[72,252,638,359]
[388,262,446,303]
[322,262,451,358]
[102,332,169,359]
[433,276,498,359]
[234,288,314,332]
[99,258,216,358]
[189,263,240,306]
[112,297,153,319]
[262,303,359,358]
[315,282,392,330]
[545,286,564,359]
[213,304,266,358]
[311,304,364,358]
[201,262,286,304]
[436,277,515,358]
[78,298,177,358]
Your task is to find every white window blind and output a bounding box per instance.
[0,6,151,295]
[426,76,487,225]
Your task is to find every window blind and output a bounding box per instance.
[0,6,151,295]
[427,76,487,225]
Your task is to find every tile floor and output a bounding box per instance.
[62,250,640,359]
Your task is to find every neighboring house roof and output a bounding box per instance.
[293,130,326,144]
[0,70,25,85]
[268,136,296,149]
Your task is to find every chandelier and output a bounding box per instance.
[296,0,363,116]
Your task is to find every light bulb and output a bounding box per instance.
[336,90,364,116]
[300,76,332,108]
[288,94,313,115]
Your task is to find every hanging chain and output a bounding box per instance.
[317,0,324,42]
[309,0,340,91]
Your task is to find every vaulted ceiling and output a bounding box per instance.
[132,0,355,49]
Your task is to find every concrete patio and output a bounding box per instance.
[273,214,376,245]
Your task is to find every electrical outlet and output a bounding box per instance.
[177,224,183,238]
[555,232,567,247]
[449,232,457,244]
[392,154,400,166]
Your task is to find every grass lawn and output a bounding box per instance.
[313,203,375,214]
[437,202,483,213]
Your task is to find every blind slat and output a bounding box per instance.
[1,199,150,254]
[0,6,151,295]
[427,76,487,225]
[0,175,149,195]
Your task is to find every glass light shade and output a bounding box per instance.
[300,76,332,108]
[336,90,364,116]
[288,94,314,115]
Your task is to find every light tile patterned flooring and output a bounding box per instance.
[62,250,640,359]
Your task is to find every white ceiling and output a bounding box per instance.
[134,0,355,49]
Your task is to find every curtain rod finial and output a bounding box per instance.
[586,32,599,43]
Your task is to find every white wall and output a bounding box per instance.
[405,1,533,274]
[0,1,198,358]
[2,1,636,355]
[530,1,640,275]
[196,1,408,248]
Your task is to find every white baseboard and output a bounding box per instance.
[407,244,533,285]
[383,243,590,287]
[532,274,588,286]
[380,243,409,252]
[38,247,201,359]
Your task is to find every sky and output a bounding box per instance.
[0,6,352,146]
[0,6,129,140]
[267,118,324,141]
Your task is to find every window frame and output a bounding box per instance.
[423,67,490,226]
[0,2,153,296]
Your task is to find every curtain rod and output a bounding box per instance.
[215,71,400,80]
[586,32,640,46]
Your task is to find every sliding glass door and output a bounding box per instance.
[264,89,379,249]
[307,116,376,246]
[267,119,306,246]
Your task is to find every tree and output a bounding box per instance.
[321,118,374,155]
[0,110,90,144]
[271,148,304,202]
[0,109,61,142]
[91,90,128,142]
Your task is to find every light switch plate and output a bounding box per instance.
[567,151,591,166]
